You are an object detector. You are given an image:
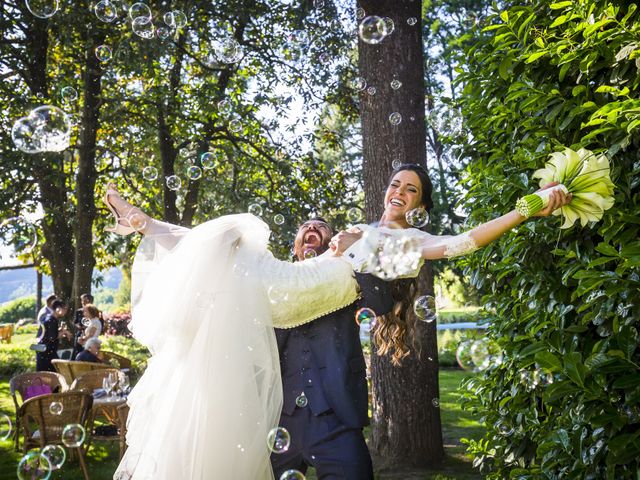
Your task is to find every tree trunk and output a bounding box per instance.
[71,32,104,307]
[358,0,444,467]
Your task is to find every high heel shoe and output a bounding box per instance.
[103,183,142,236]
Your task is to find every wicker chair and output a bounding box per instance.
[0,323,14,343]
[9,372,68,451]
[18,392,93,480]
[52,359,110,386]
[97,350,132,370]
[69,368,121,393]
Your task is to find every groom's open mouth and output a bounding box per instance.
[303,231,322,246]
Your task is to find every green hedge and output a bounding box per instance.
[0,296,36,324]
[456,1,640,478]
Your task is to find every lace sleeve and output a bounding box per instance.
[258,252,360,329]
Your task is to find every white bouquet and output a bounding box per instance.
[516,147,615,228]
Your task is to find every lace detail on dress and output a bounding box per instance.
[442,232,479,258]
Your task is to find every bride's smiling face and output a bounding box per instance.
[383,170,425,226]
[293,219,333,260]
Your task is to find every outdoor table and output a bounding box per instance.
[91,396,127,425]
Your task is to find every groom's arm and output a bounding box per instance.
[354,272,394,317]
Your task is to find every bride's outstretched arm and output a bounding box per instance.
[421,182,571,259]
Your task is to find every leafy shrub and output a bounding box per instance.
[0,344,34,376]
[100,335,150,381]
[0,296,36,324]
[456,1,640,478]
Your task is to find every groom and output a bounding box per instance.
[271,218,393,479]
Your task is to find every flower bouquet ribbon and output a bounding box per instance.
[516,147,615,228]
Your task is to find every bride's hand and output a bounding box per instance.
[329,228,363,256]
[532,182,572,217]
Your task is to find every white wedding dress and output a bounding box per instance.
[114,214,364,480]
[114,213,475,480]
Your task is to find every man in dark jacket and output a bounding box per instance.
[271,218,393,479]
[36,299,69,372]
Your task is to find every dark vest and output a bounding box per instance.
[275,273,393,429]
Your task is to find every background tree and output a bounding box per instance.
[456,0,640,477]
[356,0,444,466]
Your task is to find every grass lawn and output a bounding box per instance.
[0,331,483,479]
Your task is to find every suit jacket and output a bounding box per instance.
[275,272,393,429]
[37,313,59,355]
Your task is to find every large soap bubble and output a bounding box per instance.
[11,106,71,153]
[359,16,388,44]
[25,0,59,18]
[215,38,242,63]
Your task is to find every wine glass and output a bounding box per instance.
[102,376,113,399]
[119,373,130,397]
[108,372,119,400]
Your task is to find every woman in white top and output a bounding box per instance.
[78,304,102,346]
[103,164,570,480]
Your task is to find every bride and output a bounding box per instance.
[105,164,570,480]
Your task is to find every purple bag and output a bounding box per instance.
[23,378,52,400]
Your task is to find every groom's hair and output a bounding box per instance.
[300,216,333,233]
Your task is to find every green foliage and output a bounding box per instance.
[456,1,640,478]
[0,297,36,324]
[101,335,150,381]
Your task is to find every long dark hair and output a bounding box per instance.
[373,163,434,366]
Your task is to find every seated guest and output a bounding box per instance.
[76,337,102,363]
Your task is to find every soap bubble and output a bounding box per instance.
[268,285,289,304]
[0,217,38,263]
[248,203,263,216]
[132,17,155,39]
[355,307,376,326]
[186,165,202,181]
[392,159,402,169]
[407,17,418,26]
[390,79,402,90]
[61,423,86,448]
[128,212,147,232]
[267,427,291,454]
[129,3,152,23]
[156,26,173,40]
[163,10,187,28]
[217,99,232,115]
[49,402,63,415]
[0,414,12,441]
[355,7,365,20]
[431,397,440,408]
[215,38,242,63]
[350,77,367,92]
[405,207,429,227]
[17,451,52,480]
[60,86,78,104]
[94,0,118,22]
[347,207,363,223]
[82,317,91,327]
[469,338,503,371]
[274,214,285,225]
[366,86,376,95]
[142,166,158,181]
[41,445,66,470]
[280,471,305,480]
[383,17,395,35]
[11,117,41,153]
[359,16,388,45]
[389,112,402,126]
[414,295,437,322]
[303,249,317,259]
[165,175,181,191]
[200,152,217,169]
[455,340,475,370]
[95,45,112,62]
[496,419,514,436]
[25,0,58,18]
[228,119,242,133]
[12,106,71,153]
[295,393,308,408]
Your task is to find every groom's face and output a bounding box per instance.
[294,219,332,261]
